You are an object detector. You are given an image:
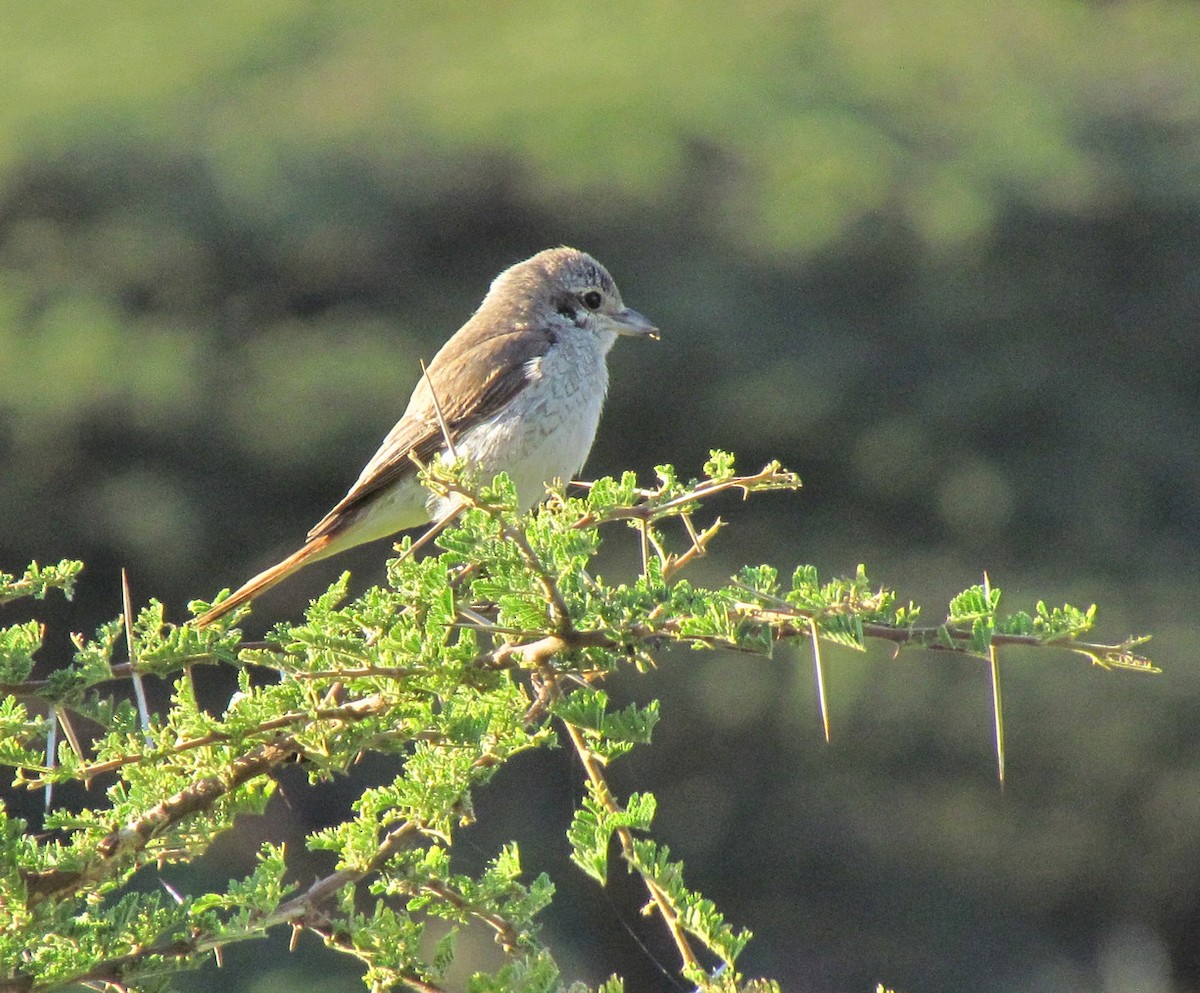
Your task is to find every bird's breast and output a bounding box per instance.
[448,332,612,511]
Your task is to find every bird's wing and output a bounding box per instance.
[305,325,552,541]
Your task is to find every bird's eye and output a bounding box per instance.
[581,290,603,310]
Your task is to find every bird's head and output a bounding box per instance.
[496,247,659,348]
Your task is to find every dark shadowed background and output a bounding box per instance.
[2,4,1199,991]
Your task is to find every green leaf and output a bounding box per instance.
[0,620,43,683]
[703,449,737,481]
[567,788,657,884]
[0,559,84,606]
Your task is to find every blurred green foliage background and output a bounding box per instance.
[2,2,1199,990]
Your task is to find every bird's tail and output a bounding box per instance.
[193,533,336,628]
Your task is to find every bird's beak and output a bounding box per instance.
[613,307,660,340]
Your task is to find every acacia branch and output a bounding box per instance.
[13,822,428,993]
[559,716,703,975]
[571,462,801,527]
[16,748,516,991]
[736,608,1155,669]
[60,693,397,780]
[22,737,301,905]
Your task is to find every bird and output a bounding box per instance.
[194,247,658,627]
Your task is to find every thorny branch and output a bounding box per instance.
[21,737,302,905]
[11,817,500,993]
[12,737,526,992]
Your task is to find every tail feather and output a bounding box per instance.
[194,534,335,628]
